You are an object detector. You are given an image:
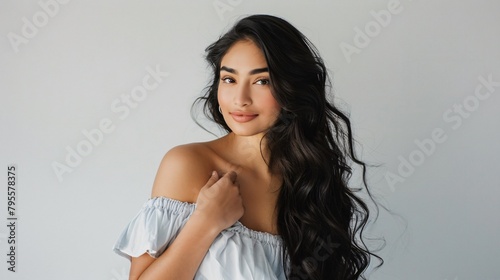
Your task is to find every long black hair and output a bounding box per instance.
[192,14,382,279]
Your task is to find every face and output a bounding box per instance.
[218,39,281,137]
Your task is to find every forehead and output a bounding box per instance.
[220,40,267,69]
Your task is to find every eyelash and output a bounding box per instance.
[220,77,270,85]
[221,77,234,84]
[255,79,270,85]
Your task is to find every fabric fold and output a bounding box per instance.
[113,196,289,279]
[113,197,195,259]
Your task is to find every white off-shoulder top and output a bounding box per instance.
[113,196,289,279]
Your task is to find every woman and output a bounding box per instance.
[114,14,380,279]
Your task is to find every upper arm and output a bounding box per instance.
[150,144,213,203]
[130,144,212,279]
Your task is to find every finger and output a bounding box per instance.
[224,170,238,183]
[203,171,219,188]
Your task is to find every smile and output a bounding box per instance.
[229,112,258,123]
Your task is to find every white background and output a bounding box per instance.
[1,0,499,279]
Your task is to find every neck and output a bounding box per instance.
[222,132,272,174]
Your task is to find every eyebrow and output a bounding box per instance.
[220,66,269,75]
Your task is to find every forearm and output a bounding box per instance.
[138,212,220,280]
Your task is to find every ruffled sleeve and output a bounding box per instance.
[113,197,196,260]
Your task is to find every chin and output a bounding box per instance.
[227,125,268,137]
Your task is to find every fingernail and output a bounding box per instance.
[212,171,217,176]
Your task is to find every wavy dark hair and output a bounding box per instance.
[192,14,382,279]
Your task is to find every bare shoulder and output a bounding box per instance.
[151,143,214,203]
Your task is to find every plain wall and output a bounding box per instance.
[1,0,499,279]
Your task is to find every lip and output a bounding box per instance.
[229,111,258,123]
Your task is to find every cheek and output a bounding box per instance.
[217,86,230,106]
[261,92,281,115]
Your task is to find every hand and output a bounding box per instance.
[194,171,244,232]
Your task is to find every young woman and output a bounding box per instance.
[114,15,380,279]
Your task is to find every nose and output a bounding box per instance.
[233,83,252,107]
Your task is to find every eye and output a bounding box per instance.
[221,77,235,84]
[255,78,270,85]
